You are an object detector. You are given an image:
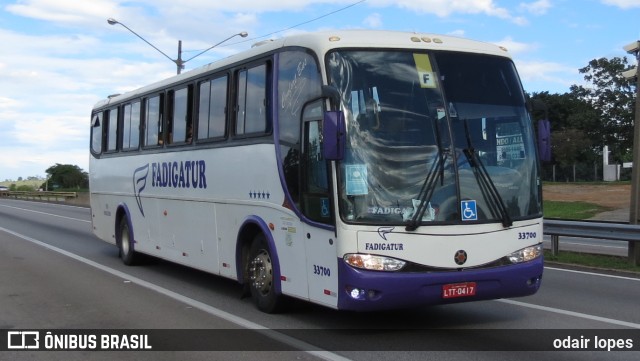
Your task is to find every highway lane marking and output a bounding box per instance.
[497,299,640,329]
[0,198,88,210]
[500,268,640,328]
[0,204,90,223]
[0,225,351,361]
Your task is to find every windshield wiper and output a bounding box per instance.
[462,120,512,228]
[406,114,449,232]
[405,149,447,232]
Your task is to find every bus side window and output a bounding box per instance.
[106,107,118,152]
[91,112,103,154]
[144,94,163,147]
[236,63,268,136]
[123,101,141,150]
[168,86,192,145]
[197,76,228,141]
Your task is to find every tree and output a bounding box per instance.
[551,128,593,167]
[529,91,600,164]
[44,164,89,189]
[570,57,636,163]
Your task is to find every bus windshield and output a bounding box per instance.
[327,50,542,226]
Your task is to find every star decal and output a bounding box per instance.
[249,190,271,199]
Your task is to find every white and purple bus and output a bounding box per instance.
[90,30,543,313]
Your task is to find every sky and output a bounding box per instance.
[0,0,639,182]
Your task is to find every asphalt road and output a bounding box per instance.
[1,198,639,361]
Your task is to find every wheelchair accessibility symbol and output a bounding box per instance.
[320,198,330,218]
[461,200,478,221]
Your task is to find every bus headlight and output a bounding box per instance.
[344,254,406,271]
[507,244,543,264]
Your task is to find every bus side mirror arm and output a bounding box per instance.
[320,85,346,161]
[321,85,341,110]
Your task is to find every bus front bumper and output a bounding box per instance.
[336,257,543,311]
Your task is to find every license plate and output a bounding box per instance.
[442,282,477,299]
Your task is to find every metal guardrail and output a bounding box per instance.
[2,190,637,264]
[0,190,77,202]
[544,219,640,265]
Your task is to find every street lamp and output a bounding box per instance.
[623,40,640,265]
[107,18,247,74]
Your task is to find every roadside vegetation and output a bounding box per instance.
[1,163,88,192]
[543,200,612,220]
[545,250,640,274]
[0,179,42,191]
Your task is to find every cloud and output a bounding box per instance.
[133,0,320,13]
[1,0,610,180]
[0,97,20,110]
[491,30,576,93]
[5,0,123,25]
[0,2,262,180]
[494,37,539,55]
[490,38,576,93]
[363,13,383,28]
[12,113,86,147]
[368,0,528,25]
[601,0,640,9]
[515,59,580,93]
[519,0,552,15]
[0,144,88,178]
[0,23,176,179]
[0,109,89,177]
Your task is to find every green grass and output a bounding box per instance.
[544,250,640,273]
[543,200,612,220]
[0,180,88,192]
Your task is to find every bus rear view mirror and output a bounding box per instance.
[323,110,346,161]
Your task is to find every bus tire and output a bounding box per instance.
[117,217,137,266]
[247,234,283,313]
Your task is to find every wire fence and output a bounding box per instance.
[541,162,632,182]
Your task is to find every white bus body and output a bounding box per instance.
[90,30,543,312]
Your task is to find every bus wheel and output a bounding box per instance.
[117,217,137,266]
[247,234,283,313]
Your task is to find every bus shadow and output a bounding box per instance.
[101,248,528,332]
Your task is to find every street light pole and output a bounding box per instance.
[624,40,640,266]
[107,18,247,74]
[182,31,249,64]
[107,18,181,73]
[177,40,184,73]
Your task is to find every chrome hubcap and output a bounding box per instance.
[249,250,272,295]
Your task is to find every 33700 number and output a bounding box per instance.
[518,232,537,240]
[313,265,331,277]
